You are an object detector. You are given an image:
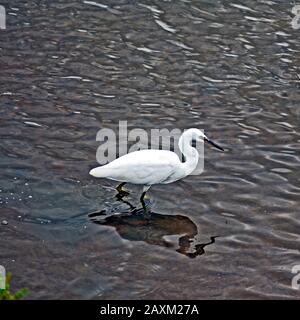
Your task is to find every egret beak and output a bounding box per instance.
[204,137,224,151]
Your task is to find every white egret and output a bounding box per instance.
[89,128,224,205]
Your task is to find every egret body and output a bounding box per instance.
[89,128,224,203]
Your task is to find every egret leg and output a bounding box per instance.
[140,193,148,213]
[116,182,129,195]
[140,185,151,201]
[140,186,151,213]
[140,191,147,203]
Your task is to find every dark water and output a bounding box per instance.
[1,0,300,299]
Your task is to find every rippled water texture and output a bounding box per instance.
[0,0,300,299]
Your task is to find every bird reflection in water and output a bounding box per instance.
[88,195,217,258]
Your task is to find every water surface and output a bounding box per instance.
[0,0,300,299]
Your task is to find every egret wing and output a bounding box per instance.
[100,149,182,184]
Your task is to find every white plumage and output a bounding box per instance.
[90,149,184,185]
[89,128,223,201]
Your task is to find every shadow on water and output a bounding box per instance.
[89,195,218,259]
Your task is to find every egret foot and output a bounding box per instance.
[116,182,129,197]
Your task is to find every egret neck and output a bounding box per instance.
[178,130,200,176]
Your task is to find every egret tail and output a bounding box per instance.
[89,167,111,178]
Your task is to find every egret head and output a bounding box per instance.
[184,128,224,151]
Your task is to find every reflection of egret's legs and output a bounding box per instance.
[114,189,151,216]
[115,193,136,211]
